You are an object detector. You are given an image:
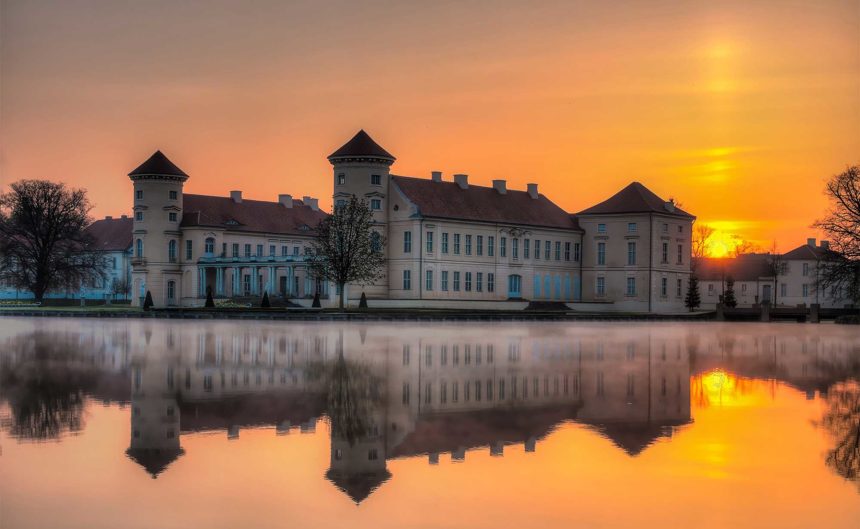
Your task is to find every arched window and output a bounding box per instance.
[205,237,215,255]
[168,240,177,262]
[136,239,143,257]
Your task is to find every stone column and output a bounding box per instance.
[252,266,259,295]
[198,268,205,297]
[216,268,224,296]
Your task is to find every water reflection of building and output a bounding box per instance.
[1,321,857,500]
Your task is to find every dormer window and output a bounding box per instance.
[371,174,381,185]
[337,174,345,185]
[225,219,239,226]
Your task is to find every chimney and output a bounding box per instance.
[279,194,293,208]
[121,215,128,219]
[820,240,830,250]
[230,190,242,203]
[305,197,319,211]
[527,183,539,199]
[454,174,469,189]
[492,179,507,195]
[807,237,816,247]
[431,171,442,183]
[105,215,113,220]
[665,199,676,213]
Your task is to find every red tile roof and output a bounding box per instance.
[328,130,395,161]
[392,176,581,230]
[577,182,694,218]
[85,216,133,252]
[695,255,772,281]
[128,150,189,178]
[180,194,329,235]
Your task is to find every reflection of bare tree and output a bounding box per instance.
[324,354,381,446]
[0,363,95,440]
[821,380,860,487]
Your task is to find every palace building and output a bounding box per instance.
[127,130,695,312]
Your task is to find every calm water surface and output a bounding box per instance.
[0,318,858,529]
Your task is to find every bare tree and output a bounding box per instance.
[0,180,106,301]
[813,165,860,305]
[731,239,758,258]
[111,276,130,301]
[691,224,715,272]
[307,196,386,309]
[764,241,784,306]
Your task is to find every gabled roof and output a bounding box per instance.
[328,130,395,161]
[392,176,581,230]
[180,194,329,236]
[695,255,772,281]
[85,216,133,252]
[128,150,189,178]
[782,244,831,261]
[576,182,694,218]
[585,422,685,457]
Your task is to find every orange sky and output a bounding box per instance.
[1,0,858,254]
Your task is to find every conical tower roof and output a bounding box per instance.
[128,150,189,180]
[328,130,395,163]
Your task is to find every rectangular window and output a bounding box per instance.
[597,242,606,265]
[244,244,252,257]
[476,272,483,292]
[500,237,507,258]
[281,245,288,256]
[256,244,263,257]
[545,241,551,260]
[596,276,606,296]
[185,240,193,260]
[476,235,483,256]
[453,234,460,254]
[426,270,433,291]
[677,244,684,265]
[627,242,636,265]
[555,241,561,260]
[426,231,434,253]
[488,236,495,257]
[677,278,683,297]
[442,233,449,254]
[403,270,412,290]
[441,271,449,291]
[453,271,461,291]
[628,222,637,233]
[803,283,809,297]
[371,174,381,185]
[708,284,715,294]
[780,283,787,297]
[269,245,275,256]
[802,263,809,276]
[293,246,300,256]
[626,277,636,296]
[661,277,668,297]
[574,242,581,261]
[512,238,518,260]
[337,174,345,185]
[487,273,495,292]
[465,272,472,291]
[524,239,530,259]
[598,223,606,233]
[404,231,412,253]
[564,242,571,261]
[662,242,669,264]
[232,243,239,257]
[135,211,143,221]
[465,234,472,255]
[371,199,382,210]
[136,190,143,200]
[662,223,669,233]
[534,239,540,260]
[169,190,178,200]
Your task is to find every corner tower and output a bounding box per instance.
[128,151,189,308]
[328,130,395,299]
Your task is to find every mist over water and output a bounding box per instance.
[1,318,858,529]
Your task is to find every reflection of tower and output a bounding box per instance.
[326,432,391,504]
[126,361,183,478]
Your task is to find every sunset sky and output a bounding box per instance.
[1,0,858,256]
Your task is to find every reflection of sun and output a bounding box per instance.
[692,369,764,408]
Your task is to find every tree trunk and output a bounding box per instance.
[339,282,345,310]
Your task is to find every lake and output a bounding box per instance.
[0,318,858,529]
